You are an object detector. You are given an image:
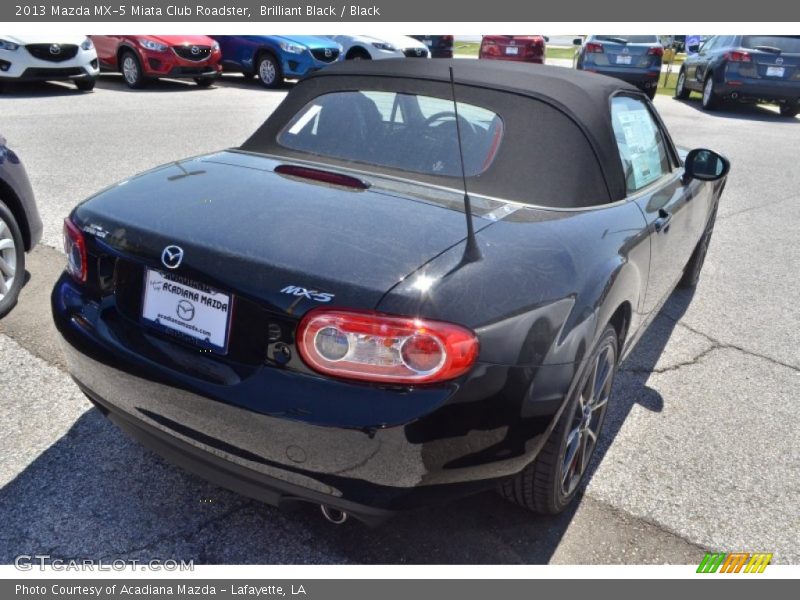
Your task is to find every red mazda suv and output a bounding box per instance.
[479,35,547,64]
[91,35,222,88]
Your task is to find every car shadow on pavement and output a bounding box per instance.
[0,290,695,565]
[94,75,215,93]
[0,81,90,98]
[212,75,295,91]
[673,97,799,123]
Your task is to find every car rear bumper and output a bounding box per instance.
[581,65,661,88]
[719,78,800,103]
[53,274,573,522]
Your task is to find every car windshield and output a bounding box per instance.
[741,35,800,53]
[595,35,659,44]
[277,91,504,178]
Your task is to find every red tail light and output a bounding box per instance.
[648,46,664,57]
[442,35,454,42]
[297,309,479,384]
[585,42,604,53]
[724,50,751,62]
[274,164,370,190]
[63,217,87,283]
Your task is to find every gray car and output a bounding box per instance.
[0,134,42,316]
[675,35,800,116]
[575,35,663,99]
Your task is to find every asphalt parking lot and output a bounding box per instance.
[0,72,798,565]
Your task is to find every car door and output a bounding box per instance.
[691,36,720,86]
[610,95,697,316]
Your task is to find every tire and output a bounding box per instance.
[646,87,657,100]
[193,77,216,88]
[701,74,721,111]
[499,325,619,515]
[679,204,718,289]
[347,48,371,60]
[256,53,281,89]
[0,200,25,318]
[75,77,96,92]
[120,50,145,89]
[674,68,690,100]
[779,104,798,118]
[241,72,255,80]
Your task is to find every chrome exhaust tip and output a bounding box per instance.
[320,505,348,524]
[730,92,739,100]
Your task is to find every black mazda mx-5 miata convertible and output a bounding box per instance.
[53,60,729,525]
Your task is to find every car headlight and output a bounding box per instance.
[80,38,94,51]
[138,39,167,52]
[372,42,396,51]
[0,39,19,51]
[279,41,305,54]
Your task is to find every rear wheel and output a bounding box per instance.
[0,200,25,318]
[75,77,96,92]
[779,103,798,118]
[256,53,281,89]
[701,75,721,111]
[674,68,690,100]
[499,325,619,514]
[120,50,145,89]
[646,86,657,100]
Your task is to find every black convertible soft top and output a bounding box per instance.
[242,59,645,208]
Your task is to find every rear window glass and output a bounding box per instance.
[277,91,504,178]
[595,35,659,44]
[741,36,800,54]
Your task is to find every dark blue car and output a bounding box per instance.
[212,35,343,89]
[0,133,42,317]
[675,35,800,116]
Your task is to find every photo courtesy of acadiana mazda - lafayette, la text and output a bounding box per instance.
[1,134,42,317]
[0,34,99,91]
[90,35,223,88]
[212,35,344,89]
[53,59,729,525]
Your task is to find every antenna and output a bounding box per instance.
[449,66,481,263]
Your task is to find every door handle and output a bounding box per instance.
[654,209,672,233]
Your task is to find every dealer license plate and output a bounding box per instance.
[616,55,632,65]
[505,46,519,55]
[766,66,785,77]
[142,268,232,352]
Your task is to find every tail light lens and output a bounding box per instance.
[275,164,370,190]
[442,35,454,43]
[648,46,664,57]
[725,50,751,62]
[63,217,87,283]
[585,42,604,53]
[297,309,479,384]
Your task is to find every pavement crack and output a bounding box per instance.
[716,192,798,223]
[620,343,721,375]
[95,501,252,561]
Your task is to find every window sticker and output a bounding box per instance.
[614,109,663,189]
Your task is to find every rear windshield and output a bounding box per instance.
[594,35,659,44]
[741,36,800,54]
[277,91,503,178]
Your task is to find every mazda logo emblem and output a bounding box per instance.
[161,245,184,270]
[776,57,784,65]
[622,47,629,54]
[190,45,200,55]
[176,299,196,321]
[324,48,332,57]
[49,44,61,55]
[415,48,422,56]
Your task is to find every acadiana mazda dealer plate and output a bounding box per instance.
[142,268,232,352]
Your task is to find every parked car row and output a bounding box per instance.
[0,34,435,91]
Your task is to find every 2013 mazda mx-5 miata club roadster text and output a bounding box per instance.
[53,60,729,525]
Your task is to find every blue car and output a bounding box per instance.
[212,36,343,89]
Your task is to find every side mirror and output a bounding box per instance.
[688,43,700,53]
[573,37,583,46]
[543,36,550,43]
[683,148,730,183]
